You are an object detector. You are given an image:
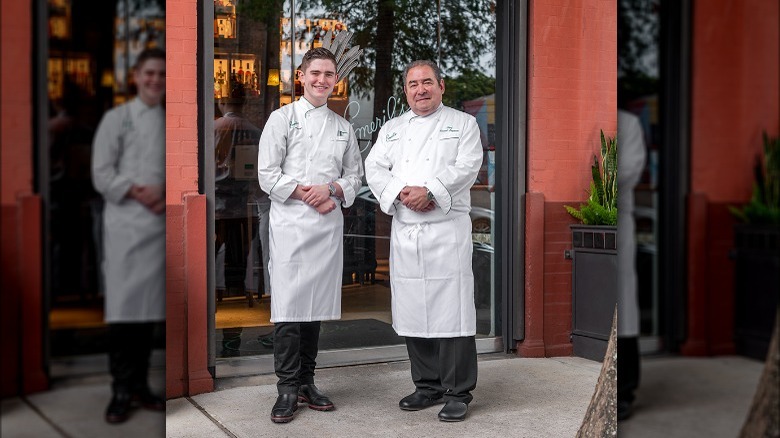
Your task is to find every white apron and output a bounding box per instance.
[617,110,648,337]
[268,200,343,322]
[365,104,483,338]
[390,215,476,337]
[91,98,165,323]
[257,98,364,322]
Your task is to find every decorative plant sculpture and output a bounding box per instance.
[565,130,618,226]
[319,28,363,83]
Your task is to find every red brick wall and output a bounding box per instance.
[691,0,779,202]
[1,0,46,396]
[543,202,577,356]
[1,206,21,396]
[522,0,616,357]
[1,0,33,205]
[166,204,188,396]
[166,0,213,397]
[684,0,779,355]
[527,0,617,201]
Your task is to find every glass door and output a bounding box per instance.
[45,0,165,367]
[210,0,501,374]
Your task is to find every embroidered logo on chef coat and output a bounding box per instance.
[335,129,349,142]
[289,120,301,129]
[386,132,399,142]
[440,126,459,133]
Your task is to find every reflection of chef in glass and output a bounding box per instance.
[213,84,268,303]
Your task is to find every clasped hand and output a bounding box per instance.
[129,184,165,214]
[400,186,435,212]
[294,184,336,215]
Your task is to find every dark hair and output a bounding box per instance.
[299,47,337,73]
[134,47,166,69]
[402,60,443,85]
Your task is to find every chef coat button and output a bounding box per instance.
[426,158,430,161]
[405,159,409,163]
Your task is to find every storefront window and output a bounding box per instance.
[210,0,499,360]
[46,0,165,359]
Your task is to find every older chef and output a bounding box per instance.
[617,107,648,421]
[91,47,166,424]
[257,47,363,424]
[364,59,483,422]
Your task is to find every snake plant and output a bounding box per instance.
[565,130,618,226]
[729,132,780,225]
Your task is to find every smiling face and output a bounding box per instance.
[404,65,445,117]
[134,57,166,106]
[298,58,338,107]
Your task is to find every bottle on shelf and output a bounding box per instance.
[244,62,252,86]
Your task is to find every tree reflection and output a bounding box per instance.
[301,0,495,140]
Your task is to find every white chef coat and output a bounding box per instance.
[365,104,483,337]
[91,97,165,323]
[617,109,648,337]
[257,98,363,322]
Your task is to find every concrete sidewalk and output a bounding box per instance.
[166,354,601,438]
[1,351,166,438]
[2,353,765,438]
[618,355,765,438]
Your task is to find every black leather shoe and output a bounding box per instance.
[438,400,468,422]
[105,392,133,424]
[399,391,443,411]
[271,393,299,423]
[298,384,334,411]
[134,389,166,412]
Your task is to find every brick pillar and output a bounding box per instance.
[681,192,709,355]
[519,192,545,357]
[185,194,213,395]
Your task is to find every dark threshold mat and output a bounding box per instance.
[217,318,403,358]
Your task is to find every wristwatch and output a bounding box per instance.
[328,182,337,197]
[425,187,434,201]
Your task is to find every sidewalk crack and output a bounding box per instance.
[186,396,238,438]
[21,397,73,438]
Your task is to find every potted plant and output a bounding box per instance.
[728,132,779,360]
[564,130,618,361]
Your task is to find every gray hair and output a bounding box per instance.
[402,60,443,85]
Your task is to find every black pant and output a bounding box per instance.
[108,322,156,394]
[618,336,641,404]
[273,321,321,395]
[405,336,477,404]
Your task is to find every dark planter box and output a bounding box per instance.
[732,224,780,360]
[570,225,617,361]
